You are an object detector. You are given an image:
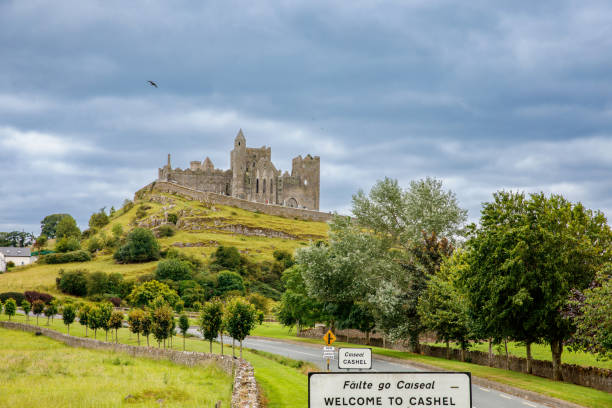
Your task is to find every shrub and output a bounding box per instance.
[87,237,103,253]
[25,291,54,305]
[135,206,148,219]
[155,258,193,281]
[157,224,175,237]
[57,270,88,296]
[6,261,15,268]
[40,250,91,264]
[210,246,242,271]
[128,280,179,307]
[114,228,160,263]
[167,213,178,224]
[55,237,81,253]
[216,271,245,296]
[108,297,122,307]
[89,208,110,229]
[0,292,25,305]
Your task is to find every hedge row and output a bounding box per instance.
[39,250,92,264]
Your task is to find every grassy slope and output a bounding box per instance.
[0,327,232,408]
[251,323,612,408]
[0,191,328,296]
[1,313,311,408]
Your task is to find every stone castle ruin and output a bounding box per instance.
[158,130,320,210]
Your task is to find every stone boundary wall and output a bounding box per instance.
[138,181,334,223]
[0,321,260,408]
[298,326,612,393]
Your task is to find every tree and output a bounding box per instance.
[277,265,323,333]
[78,304,91,337]
[114,228,160,263]
[21,300,31,323]
[44,301,58,325]
[89,208,110,229]
[224,297,257,358]
[352,177,467,248]
[151,304,174,348]
[418,251,472,360]
[0,231,35,247]
[55,237,81,253]
[62,303,76,335]
[216,271,245,296]
[210,246,242,271]
[155,258,193,281]
[4,298,16,321]
[34,235,48,253]
[179,314,190,350]
[462,191,611,380]
[108,311,124,343]
[32,300,44,325]
[57,269,88,296]
[55,215,81,239]
[174,300,185,314]
[128,280,179,308]
[141,313,153,346]
[565,267,612,360]
[128,308,146,345]
[41,213,70,238]
[199,300,224,354]
[98,302,113,341]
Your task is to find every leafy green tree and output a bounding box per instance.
[216,271,245,296]
[224,297,257,358]
[108,311,124,343]
[174,299,185,314]
[566,267,612,360]
[89,208,110,229]
[127,308,146,345]
[4,298,16,320]
[199,300,224,353]
[352,177,467,248]
[114,228,160,263]
[88,304,102,339]
[151,304,174,348]
[78,304,91,336]
[55,215,81,239]
[418,251,472,360]
[462,191,611,380]
[141,313,153,346]
[34,234,48,253]
[128,280,179,308]
[32,300,44,325]
[62,303,76,335]
[57,270,88,296]
[40,214,70,238]
[155,258,193,281]
[44,301,58,325]
[87,237,103,253]
[98,302,113,341]
[21,300,31,323]
[277,265,323,332]
[179,314,190,350]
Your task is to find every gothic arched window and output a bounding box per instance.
[263,179,266,194]
[256,179,259,193]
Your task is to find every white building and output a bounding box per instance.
[0,247,34,271]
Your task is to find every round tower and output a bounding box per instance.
[230,129,247,199]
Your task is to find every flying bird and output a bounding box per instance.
[147,80,158,88]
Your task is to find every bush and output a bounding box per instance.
[210,246,242,271]
[55,237,81,253]
[167,213,178,224]
[216,271,245,296]
[40,250,91,264]
[155,259,193,281]
[157,225,175,238]
[0,292,25,305]
[6,261,15,268]
[24,291,54,305]
[89,208,110,229]
[57,270,88,296]
[114,228,160,263]
[87,237,103,253]
[108,297,122,307]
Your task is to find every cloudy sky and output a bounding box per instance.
[1,1,612,233]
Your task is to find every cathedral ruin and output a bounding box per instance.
[158,130,320,210]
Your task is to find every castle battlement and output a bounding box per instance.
[158,130,320,210]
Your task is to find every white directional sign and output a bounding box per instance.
[338,348,372,370]
[323,346,336,360]
[309,372,472,408]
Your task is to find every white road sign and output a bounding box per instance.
[309,372,472,408]
[323,346,336,359]
[338,348,372,370]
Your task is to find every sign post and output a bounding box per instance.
[309,372,472,408]
[322,330,337,372]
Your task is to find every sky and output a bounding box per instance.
[1,0,612,234]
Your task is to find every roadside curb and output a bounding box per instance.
[249,335,587,408]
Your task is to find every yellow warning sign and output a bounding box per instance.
[323,330,336,346]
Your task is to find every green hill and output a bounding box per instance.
[0,189,329,300]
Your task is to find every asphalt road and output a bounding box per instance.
[188,329,552,408]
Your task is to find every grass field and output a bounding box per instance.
[0,327,232,408]
[250,323,612,408]
[1,314,312,408]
